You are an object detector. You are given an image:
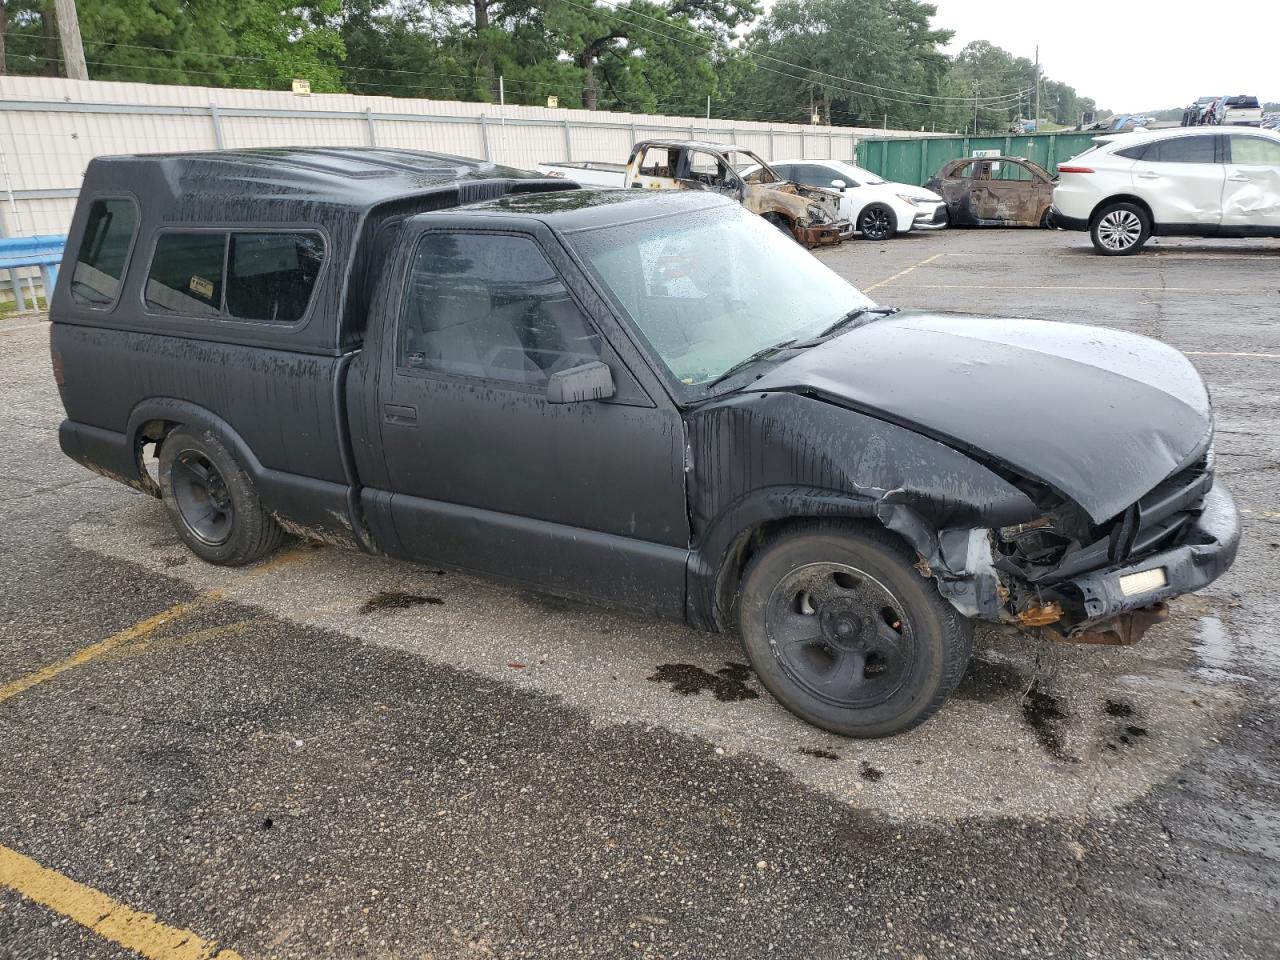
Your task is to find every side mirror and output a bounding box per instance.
[546,361,615,404]
[830,178,847,189]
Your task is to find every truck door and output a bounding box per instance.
[368,222,690,617]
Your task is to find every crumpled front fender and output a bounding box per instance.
[684,391,1039,629]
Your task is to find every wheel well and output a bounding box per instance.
[713,515,904,630]
[1089,195,1153,228]
[132,418,180,497]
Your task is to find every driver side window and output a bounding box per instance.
[398,233,603,387]
[685,151,732,189]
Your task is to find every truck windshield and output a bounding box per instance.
[568,204,873,395]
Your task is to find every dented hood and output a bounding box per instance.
[750,312,1212,523]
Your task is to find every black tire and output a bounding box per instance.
[1039,207,1055,229]
[158,426,285,566]
[763,212,797,241]
[857,204,896,241]
[736,523,972,738]
[1090,201,1150,255]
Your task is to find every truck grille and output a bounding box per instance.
[1107,451,1213,564]
[1031,450,1214,586]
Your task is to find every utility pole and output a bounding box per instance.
[52,0,88,80]
[1034,45,1040,131]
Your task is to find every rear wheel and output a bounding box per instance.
[159,426,285,566]
[1090,202,1150,255]
[857,204,896,241]
[737,523,972,738]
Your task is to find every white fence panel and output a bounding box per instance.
[0,74,936,255]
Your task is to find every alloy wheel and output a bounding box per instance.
[1096,209,1143,251]
[860,208,892,241]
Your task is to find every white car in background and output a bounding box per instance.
[1052,126,1280,255]
[742,159,947,240]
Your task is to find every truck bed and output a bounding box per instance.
[537,161,628,187]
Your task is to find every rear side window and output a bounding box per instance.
[70,198,138,307]
[1114,144,1149,160]
[992,162,1035,181]
[1229,136,1280,165]
[144,230,325,324]
[146,232,225,316]
[227,233,325,323]
[1145,136,1218,163]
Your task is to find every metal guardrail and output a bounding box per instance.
[0,234,65,314]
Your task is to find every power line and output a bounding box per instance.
[578,0,1033,105]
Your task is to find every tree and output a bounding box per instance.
[730,0,953,129]
[2,0,345,89]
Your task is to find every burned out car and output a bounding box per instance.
[927,156,1056,227]
[543,140,851,247]
[52,148,1239,738]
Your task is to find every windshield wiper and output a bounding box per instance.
[703,338,798,390]
[810,305,899,341]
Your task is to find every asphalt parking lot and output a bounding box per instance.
[1,226,1277,959]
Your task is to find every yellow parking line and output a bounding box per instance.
[0,598,207,704]
[0,842,243,959]
[863,253,943,292]
[0,545,307,705]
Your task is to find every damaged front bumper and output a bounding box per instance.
[1047,480,1240,641]
[932,478,1240,646]
[796,220,852,247]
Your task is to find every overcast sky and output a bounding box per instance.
[928,0,1278,111]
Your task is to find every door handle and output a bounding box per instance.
[383,403,418,425]
[1136,172,1160,179]
[1227,174,1250,182]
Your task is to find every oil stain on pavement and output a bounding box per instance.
[648,662,759,701]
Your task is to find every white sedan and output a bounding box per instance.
[749,159,947,240]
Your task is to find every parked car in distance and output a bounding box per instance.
[926,156,1056,227]
[52,148,1239,738]
[539,140,851,247]
[746,158,947,240]
[1222,95,1264,127]
[1052,126,1280,254]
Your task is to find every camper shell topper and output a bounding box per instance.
[50,148,1240,740]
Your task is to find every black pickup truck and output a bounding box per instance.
[51,148,1240,738]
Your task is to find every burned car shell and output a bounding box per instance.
[624,140,850,247]
[927,156,1056,227]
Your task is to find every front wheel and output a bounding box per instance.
[857,204,896,241]
[1090,202,1150,255]
[158,426,286,566]
[737,524,972,738]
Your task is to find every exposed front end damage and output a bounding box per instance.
[871,448,1240,647]
[744,181,850,247]
[687,309,1241,647]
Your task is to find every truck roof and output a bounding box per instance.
[635,139,754,153]
[81,147,574,218]
[452,187,729,231]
